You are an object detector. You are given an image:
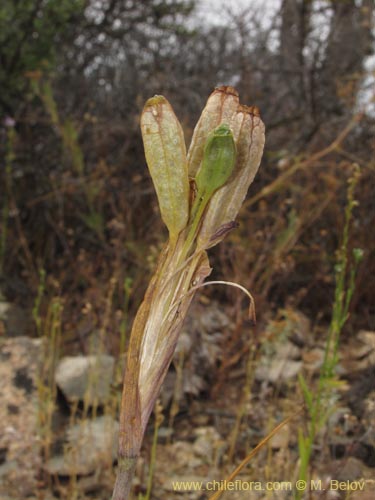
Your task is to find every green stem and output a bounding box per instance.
[144,414,161,500]
[179,193,210,264]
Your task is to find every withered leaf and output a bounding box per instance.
[138,249,211,431]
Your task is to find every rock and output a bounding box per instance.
[302,347,325,371]
[193,427,221,462]
[55,355,115,405]
[267,308,311,346]
[269,423,290,449]
[328,407,357,432]
[274,341,300,360]
[255,359,302,383]
[175,331,193,356]
[157,427,174,439]
[320,457,375,500]
[255,312,307,384]
[0,337,43,498]
[339,330,375,375]
[45,415,119,476]
[160,302,230,406]
[199,305,229,333]
[336,457,367,482]
[165,441,203,469]
[346,365,375,417]
[350,484,375,500]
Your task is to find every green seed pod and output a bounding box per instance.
[181,124,237,256]
[197,106,265,249]
[187,86,239,177]
[195,124,236,196]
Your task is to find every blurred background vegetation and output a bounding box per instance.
[0,0,374,351]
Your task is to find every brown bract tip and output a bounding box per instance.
[238,104,261,118]
[214,86,239,97]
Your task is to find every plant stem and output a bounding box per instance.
[178,194,207,264]
[112,456,138,500]
[296,165,361,499]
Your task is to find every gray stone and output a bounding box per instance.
[45,415,119,476]
[255,359,302,383]
[199,305,230,333]
[193,427,221,462]
[269,423,290,449]
[0,337,43,498]
[55,355,115,405]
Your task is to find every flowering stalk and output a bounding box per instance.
[112,87,265,500]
